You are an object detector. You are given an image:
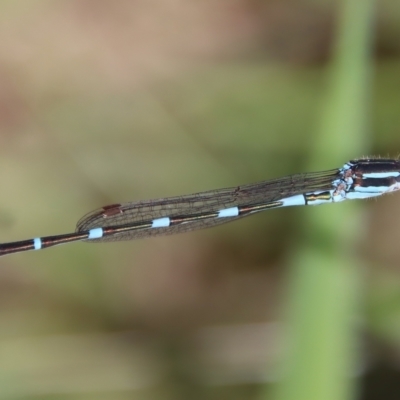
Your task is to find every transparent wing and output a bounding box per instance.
[76,169,339,242]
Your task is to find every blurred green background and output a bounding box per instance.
[0,1,399,399]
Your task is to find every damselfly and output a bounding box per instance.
[0,158,399,257]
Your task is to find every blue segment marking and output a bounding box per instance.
[218,207,239,218]
[88,228,103,239]
[33,238,42,250]
[151,217,170,228]
[280,194,306,207]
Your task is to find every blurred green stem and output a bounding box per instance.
[273,1,375,400]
